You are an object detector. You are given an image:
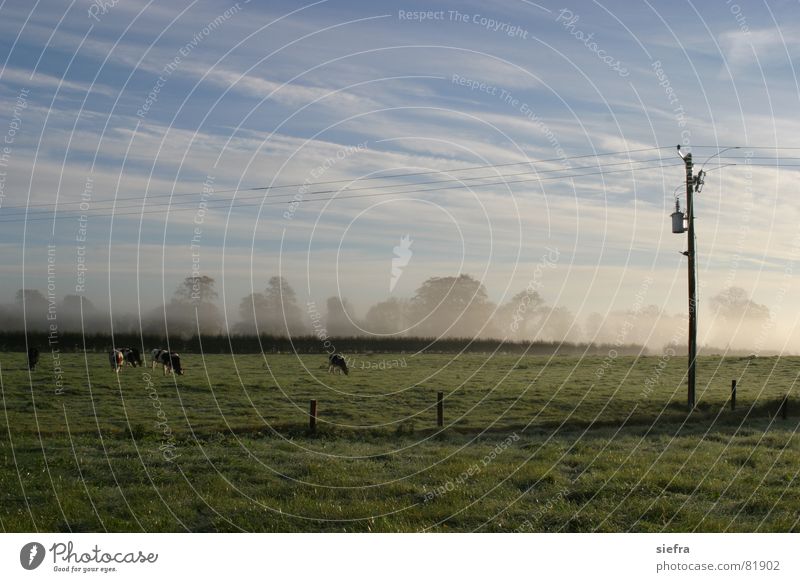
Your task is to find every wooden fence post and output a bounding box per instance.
[437,392,444,427]
[731,379,736,410]
[309,399,318,432]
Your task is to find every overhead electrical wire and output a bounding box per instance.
[1,145,800,225]
[689,145,800,149]
[4,145,674,212]
[3,146,795,213]
[0,159,685,224]
[3,161,799,225]
[0,156,680,217]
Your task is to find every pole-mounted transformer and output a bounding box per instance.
[671,197,686,234]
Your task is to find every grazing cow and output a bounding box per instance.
[109,349,125,372]
[328,353,349,375]
[159,351,183,375]
[124,347,143,367]
[151,349,167,369]
[27,347,39,371]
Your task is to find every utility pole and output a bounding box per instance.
[685,152,697,409]
[672,146,699,409]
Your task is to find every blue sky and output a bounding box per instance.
[1,0,800,344]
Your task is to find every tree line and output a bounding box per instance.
[0,273,773,353]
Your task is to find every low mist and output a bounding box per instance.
[0,274,783,354]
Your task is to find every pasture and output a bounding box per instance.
[1,350,798,532]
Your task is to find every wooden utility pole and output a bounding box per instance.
[685,152,697,409]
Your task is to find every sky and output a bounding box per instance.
[1,0,800,346]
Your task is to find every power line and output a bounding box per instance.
[0,160,686,224]
[2,146,799,225]
[2,145,674,212]
[4,160,800,225]
[5,149,798,216]
[0,156,679,217]
[690,145,800,149]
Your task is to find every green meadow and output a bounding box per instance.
[1,351,798,532]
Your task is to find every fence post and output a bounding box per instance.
[731,379,736,410]
[309,399,317,432]
[437,391,444,427]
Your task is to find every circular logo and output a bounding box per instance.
[20,542,46,570]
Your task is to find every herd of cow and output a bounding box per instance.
[25,346,182,375]
[25,348,345,377]
[110,348,184,375]
[108,347,143,370]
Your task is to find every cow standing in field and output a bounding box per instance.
[109,349,125,372]
[328,353,349,375]
[151,348,166,369]
[158,351,183,376]
[27,347,39,371]
[124,347,143,367]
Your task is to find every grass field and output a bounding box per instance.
[1,350,798,532]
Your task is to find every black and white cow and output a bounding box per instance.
[328,353,349,375]
[27,347,39,371]
[159,351,183,375]
[124,347,143,367]
[109,349,125,372]
[151,348,166,369]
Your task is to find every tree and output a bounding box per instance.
[536,306,580,343]
[15,288,47,308]
[61,294,96,313]
[708,286,771,350]
[237,292,268,335]
[496,289,545,340]
[584,312,606,343]
[173,275,218,305]
[710,287,770,320]
[364,297,409,335]
[59,294,99,331]
[409,274,495,338]
[326,296,359,337]
[236,277,304,335]
[165,275,221,336]
[15,289,48,331]
[265,276,304,334]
